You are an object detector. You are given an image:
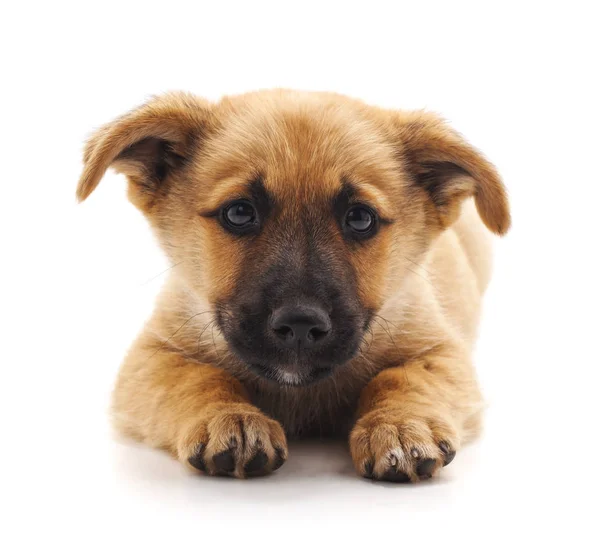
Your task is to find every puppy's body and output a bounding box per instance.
[80,90,509,481]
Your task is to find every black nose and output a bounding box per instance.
[270,305,332,350]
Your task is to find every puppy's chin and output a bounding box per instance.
[248,363,334,387]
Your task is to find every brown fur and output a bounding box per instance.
[78,89,509,481]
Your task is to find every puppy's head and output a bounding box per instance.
[78,90,509,386]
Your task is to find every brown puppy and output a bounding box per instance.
[78,90,509,482]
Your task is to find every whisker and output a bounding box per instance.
[211,324,224,362]
[402,255,433,277]
[373,314,402,332]
[372,318,399,355]
[371,317,411,387]
[359,324,375,356]
[404,264,442,293]
[140,260,184,286]
[196,319,218,355]
[148,310,213,360]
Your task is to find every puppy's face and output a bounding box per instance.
[78,90,509,386]
[189,99,415,385]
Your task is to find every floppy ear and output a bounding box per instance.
[77,92,213,206]
[392,111,510,235]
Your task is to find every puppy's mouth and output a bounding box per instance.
[248,363,333,387]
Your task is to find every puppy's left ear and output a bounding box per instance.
[392,111,511,235]
[77,92,214,207]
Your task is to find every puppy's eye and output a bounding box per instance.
[221,200,258,232]
[345,205,376,235]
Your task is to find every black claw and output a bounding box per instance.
[213,449,236,474]
[272,447,286,471]
[187,444,206,472]
[363,460,374,479]
[244,450,269,476]
[381,468,411,483]
[439,441,456,467]
[416,458,437,478]
[443,451,456,466]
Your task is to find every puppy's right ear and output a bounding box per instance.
[77,92,214,206]
[390,111,510,235]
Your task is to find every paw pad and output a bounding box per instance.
[213,448,236,475]
[244,450,269,476]
[416,458,437,478]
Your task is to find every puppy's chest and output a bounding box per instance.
[242,347,402,436]
[247,381,362,437]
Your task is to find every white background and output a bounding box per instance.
[1,1,599,537]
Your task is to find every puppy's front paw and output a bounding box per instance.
[179,404,288,478]
[349,406,459,483]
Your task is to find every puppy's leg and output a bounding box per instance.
[112,336,287,478]
[349,343,482,482]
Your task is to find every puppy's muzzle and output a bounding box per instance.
[270,305,332,351]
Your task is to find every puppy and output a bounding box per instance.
[78,90,509,482]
